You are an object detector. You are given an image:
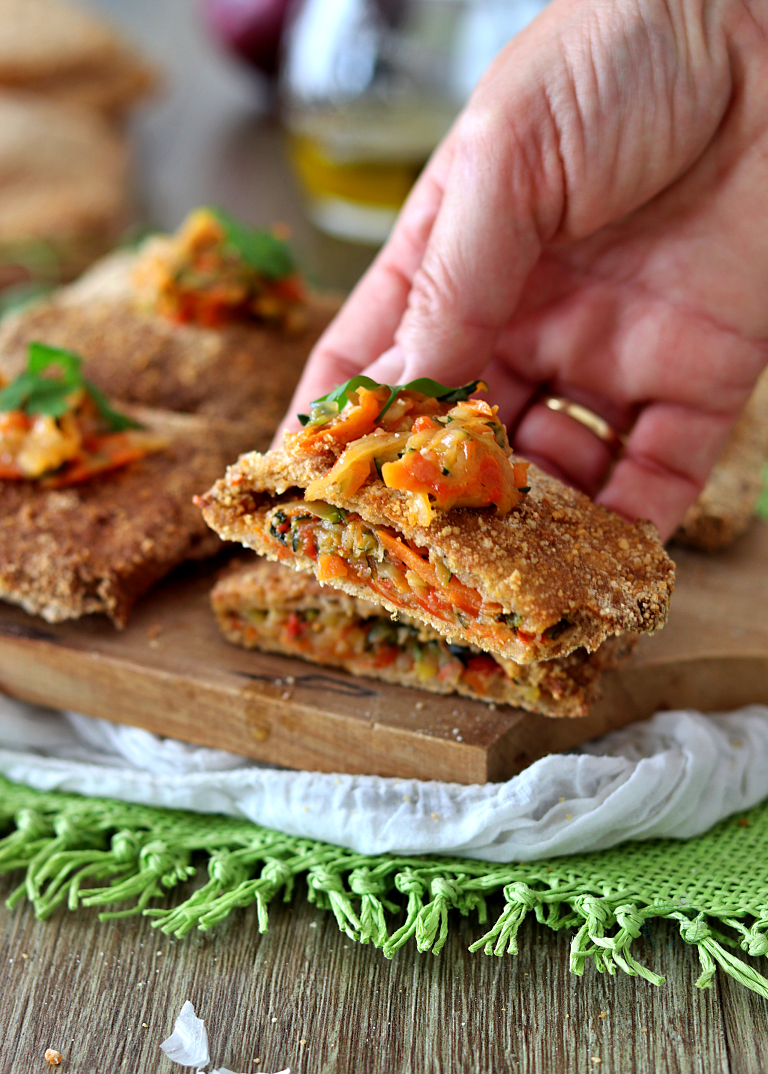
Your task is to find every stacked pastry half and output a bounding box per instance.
[200,379,675,717]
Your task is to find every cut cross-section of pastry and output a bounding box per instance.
[198,378,675,664]
[212,556,636,717]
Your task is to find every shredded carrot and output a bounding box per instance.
[301,386,384,447]
[317,553,348,581]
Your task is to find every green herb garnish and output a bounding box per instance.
[297,375,486,426]
[209,206,295,281]
[0,342,141,430]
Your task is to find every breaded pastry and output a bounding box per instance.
[212,557,635,717]
[199,382,674,664]
[0,0,156,118]
[0,407,250,627]
[0,94,128,287]
[674,368,768,551]
[0,246,341,444]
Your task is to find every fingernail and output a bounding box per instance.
[362,345,406,384]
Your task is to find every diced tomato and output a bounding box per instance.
[0,411,31,433]
[271,275,306,303]
[372,645,399,668]
[411,415,439,434]
[285,612,304,640]
[461,655,501,695]
[0,462,25,479]
[298,528,317,559]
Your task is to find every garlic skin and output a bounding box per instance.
[159,1001,211,1068]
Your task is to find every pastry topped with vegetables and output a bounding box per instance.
[0,208,339,439]
[198,378,675,664]
[133,206,306,330]
[292,376,529,526]
[0,378,254,627]
[0,342,165,486]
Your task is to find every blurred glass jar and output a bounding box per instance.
[281,0,547,244]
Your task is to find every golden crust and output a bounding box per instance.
[211,557,635,717]
[0,408,253,627]
[674,368,768,552]
[0,248,342,445]
[199,445,674,662]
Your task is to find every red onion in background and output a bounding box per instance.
[202,0,293,77]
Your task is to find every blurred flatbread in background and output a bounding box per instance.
[0,0,156,118]
[674,368,768,552]
[0,94,128,289]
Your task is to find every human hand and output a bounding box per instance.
[282,0,768,540]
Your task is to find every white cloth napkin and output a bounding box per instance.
[1,694,767,863]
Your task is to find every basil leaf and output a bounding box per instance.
[22,377,77,417]
[380,377,486,418]
[0,341,142,430]
[307,375,487,423]
[85,380,142,431]
[208,206,295,281]
[0,373,36,413]
[27,341,82,381]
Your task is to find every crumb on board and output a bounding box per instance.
[591,1059,602,1066]
[44,1050,63,1066]
[147,622,162,639]
[739,818,751,827]
[599,1011,607,1019]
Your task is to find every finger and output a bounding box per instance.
[494,251,767,416]
[596,402,736,540]
[391,93,560,385]
[275,140,457,441]
[513,402,617,497]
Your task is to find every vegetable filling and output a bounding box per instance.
[224,602,533,701]
[0,342,166,486]
[133,206,306,329]
[289,379,530,525]
[256,497,571,652]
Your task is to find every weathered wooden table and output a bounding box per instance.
[2,870,767,1073]
[2,1,767,1069]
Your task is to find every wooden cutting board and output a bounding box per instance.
[0,520,766,784]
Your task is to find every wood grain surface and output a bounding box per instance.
[1,870,767,1074]
[2,4,764,1065]
[0,521,766,784]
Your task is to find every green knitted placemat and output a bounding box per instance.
[2,776,768,999]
